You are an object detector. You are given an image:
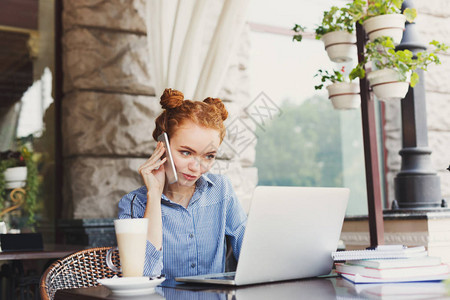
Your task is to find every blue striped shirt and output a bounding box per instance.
[118,173,247,279]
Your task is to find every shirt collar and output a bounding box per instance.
[196,173,215,190]
[161,173,214,205]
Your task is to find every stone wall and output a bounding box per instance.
[61,0,256,219]
[384,0,450,206]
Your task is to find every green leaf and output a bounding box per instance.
[430,40,449,52]
[292,24,305,42]
[292,35,303,42]
[292,24,305,33]
[349,65,365,80]
[392,0,403,9]
[410,72,419,87]
[403,8,417,23]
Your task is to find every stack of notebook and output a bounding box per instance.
[332,245,450,283]
[336,276,449,299]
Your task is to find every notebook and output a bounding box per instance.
[332,246,427,261]
[175,186,349,286]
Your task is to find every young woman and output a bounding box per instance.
[118,88,247,278]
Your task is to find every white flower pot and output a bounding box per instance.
[326,82,360,110]
[3,166,27,189]
[321,31,357,62]
[367,69,410,101]
[363,14,406,45]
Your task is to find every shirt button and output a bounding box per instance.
[189,233,194,238]
[191,263,196,268]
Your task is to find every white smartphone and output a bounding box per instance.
[157,132,178,184]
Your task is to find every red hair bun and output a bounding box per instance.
[203,97,228,121]
[160,88,184,109]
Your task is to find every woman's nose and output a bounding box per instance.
[188,157,201,172]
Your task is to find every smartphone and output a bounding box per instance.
[157,132,178,184]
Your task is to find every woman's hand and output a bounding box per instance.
[139,142,166,250]
[138,141,167,196]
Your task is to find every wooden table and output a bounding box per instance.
[54,276,450,299]
[0,243,85,261]
[0,244,86,300]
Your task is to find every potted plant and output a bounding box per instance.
[357,0,417,44]
[350,36,448,101]
[293,6,357,62]
[315,67,361,110]
[315,6,358,63]
[0,146,39,226]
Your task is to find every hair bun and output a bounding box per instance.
[203,97,228,121]
[160,88,184,109]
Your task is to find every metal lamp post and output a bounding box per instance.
[391,0,445,210]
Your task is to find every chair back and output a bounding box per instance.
[40,247,121,300]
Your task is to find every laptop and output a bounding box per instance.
[175,186,349,286]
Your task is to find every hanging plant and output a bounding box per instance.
[351,37,448,86]
[293,0,417,44]
[344,0,417,23]
[350,36,448,100]
[315,67,361,110]
[315,68,346,90]
[343,0,417,44]
[293,6,357,62]
[292,0,446,101]
[0,146,40,226]
[363,0,416,22]
[314,6,356,39]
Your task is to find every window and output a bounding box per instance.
[0,0,55,236]
[248,0,372,216]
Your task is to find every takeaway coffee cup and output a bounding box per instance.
[106,218,148,277]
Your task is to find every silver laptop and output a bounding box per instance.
[175,186,349,286]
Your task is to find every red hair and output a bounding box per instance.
[152,88,228,142]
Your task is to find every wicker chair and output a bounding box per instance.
[40,247,121,300]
